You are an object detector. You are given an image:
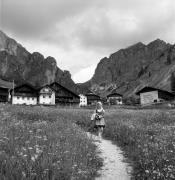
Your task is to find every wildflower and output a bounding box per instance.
[145,170,149,173]
[35,136,42,139]
[22,147,27,151]
[43,136,47,141]
[28,147,33,150]
[22,171,26,177]
[36,147,42,154]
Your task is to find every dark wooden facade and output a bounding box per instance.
[85,91,101,105]
[50,82,80,105]
[0,87,9,102]
[12,84,38,97]
[0,79,13,102]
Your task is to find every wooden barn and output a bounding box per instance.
[0,79,14,102]
[38,85,55,105]
[85,91,101,105]
[11,84,38,105]
[107,90,123,105]
[136,86,174,105]
[50,82,80,105]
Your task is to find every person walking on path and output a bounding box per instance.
[91,101,105,140]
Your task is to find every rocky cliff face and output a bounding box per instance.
[81,39,175,97]
[0,30,78,92]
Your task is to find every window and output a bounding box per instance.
[22,97,24,100]
[43,95,45,98]
[49,95,51,98]
[17,96,20,99]
[32,98,34,100]
[27,97,30,100]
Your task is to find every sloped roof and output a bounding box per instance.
[12,83,38,92]
[85,90,100,97]
[136,86,174,96]
[0,79,14,89]
[38,84,55,92]
[107,93,123,98]
[50,82,79,98]
[107,89,123,98]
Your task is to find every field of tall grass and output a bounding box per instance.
[76,107,175,180]
[0,104,102,180]
[1,104,175,180]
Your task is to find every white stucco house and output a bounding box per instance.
[11,84,38,105]
[79,94,87,107]
[39,85,55,105]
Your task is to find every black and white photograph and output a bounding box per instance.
[0,0,175,179]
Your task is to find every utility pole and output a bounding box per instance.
[12,80,14,104]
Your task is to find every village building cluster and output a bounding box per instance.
[0,79,175,106]
[0,81,80,106]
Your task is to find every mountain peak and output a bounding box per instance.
[126,42,145,49]
[80,38,175,98]
[147,39,168,48]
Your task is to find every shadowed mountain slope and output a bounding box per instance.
[0,30,78,93]
[80,39,175,97]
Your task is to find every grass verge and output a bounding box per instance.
[0,104,102,180]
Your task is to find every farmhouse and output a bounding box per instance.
[136,86,174,105]
[0,79,14,102]
[107,90,123,105]
[11,84,38,105]
[38,85,55,105]
[50,82,80,105]
[85,91,101,105]
[79,94,87,107]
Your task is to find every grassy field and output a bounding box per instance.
[77,107,175,180]
[1,104,175,180]
[0,104,102,180]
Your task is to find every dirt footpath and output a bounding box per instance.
[87,133,132,180]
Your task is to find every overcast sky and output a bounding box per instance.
[0,0,175,83]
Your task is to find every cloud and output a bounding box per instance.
[1,0,97,39]
[73,64,97,83]
[75,0,175,50]
[0,0,174,82]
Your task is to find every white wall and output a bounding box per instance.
[140,91,158,105]
[39,86,55,105]
[12,96,37,105]
[79,94,87,106]
[39,93,55,105]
